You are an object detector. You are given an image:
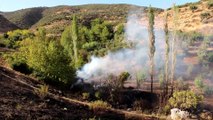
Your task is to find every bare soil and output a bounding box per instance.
[0,65,159,120]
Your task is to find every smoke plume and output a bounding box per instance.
[77,10,166,80]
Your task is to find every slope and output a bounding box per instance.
[0,15,19,34]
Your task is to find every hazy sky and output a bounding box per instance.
[0,0,199,12]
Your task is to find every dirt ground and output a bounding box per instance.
[0,66,159,120]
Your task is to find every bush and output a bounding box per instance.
[204,86,213,95]
[82,92,90,100]
[200,12,210,20]
[89,100,111,110]
[176,77,189,90]
[190,4,198,11]
[169,91,203,110]
[194,75,204,89]
[5,52,32,74]
[207,52,213,62]
[95,91,101,99]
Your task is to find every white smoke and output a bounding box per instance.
[77,10,166,80]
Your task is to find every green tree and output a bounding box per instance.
[60,15,80,69]
[16,29,77,86]
[71,15,79,69]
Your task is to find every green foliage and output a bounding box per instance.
[2,29,34,48]
[118,72,130,88]
[71,15,79,69]
[169,91,203,110]
[27,40,76,85]
[4,48,32,74]
[82,41,99,51]
[194,75,204,89]
[5,29,77,87]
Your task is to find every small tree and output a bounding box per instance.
[197,37,210,64]
[118,72,130,88]
[194,75,204,89]
[136,71,146,88]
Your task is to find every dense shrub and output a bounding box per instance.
[169,91,203,111]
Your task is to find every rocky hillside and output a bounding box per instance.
[0,15,19,33]
[160,0,213,35]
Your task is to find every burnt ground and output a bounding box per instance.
[0,66,159,120]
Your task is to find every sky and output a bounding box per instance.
[0,0,199,12]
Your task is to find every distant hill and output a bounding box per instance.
[2,4,154,34]
[2,7,46,29]
[0,1,212,35]
[0,15,19,33]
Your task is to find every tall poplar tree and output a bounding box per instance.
[71,15,79,69]
[148,6,155,93]
[171,5,179,94]
[164,10,169,95]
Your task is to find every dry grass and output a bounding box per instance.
[34,84,49,99]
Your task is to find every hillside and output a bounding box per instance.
[1,4,161,34]
[0,15,19,33]
[1,7,46,29]
[138,0,213,35]
[0,1,212,35]
[162,0,213,35]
